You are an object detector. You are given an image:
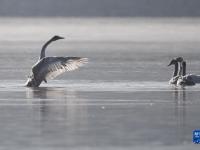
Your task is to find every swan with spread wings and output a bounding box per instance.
[25,35,88,87]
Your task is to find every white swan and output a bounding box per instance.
[176,60,200,86]
[168,59,179,85]
[25,35,88,87]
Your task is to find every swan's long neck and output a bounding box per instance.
[177,62,183,76]
[182,61,186,76]
[173,62,178,77]
[39,38,54,60]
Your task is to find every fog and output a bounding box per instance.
[0,0,200,17]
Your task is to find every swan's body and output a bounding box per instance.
[183,74,200,83]
[169,76,179,85]
[176,61,199,86]
[25,36,88,87]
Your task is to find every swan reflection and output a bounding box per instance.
[25,87,89,132]
[173,87,186,144]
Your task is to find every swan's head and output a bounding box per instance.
[25,76,39,87]
[25,77,34,87]
[51,35,64,41]
[168,59,177,66]
[176,57,184,62]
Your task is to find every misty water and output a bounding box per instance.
[0,17,200,149]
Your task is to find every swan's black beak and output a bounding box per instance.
[53,35,65,41]
[59,36,65,39]
[168,60,174,66]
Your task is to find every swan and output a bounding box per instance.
[25,35,88,87]
[176,60,200,86]
[168,59,179,85]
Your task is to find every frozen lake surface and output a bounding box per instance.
[0,17,200,149]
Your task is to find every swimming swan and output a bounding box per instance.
[168,59,179,85]
[176,60,200,86]
[25,35,88,87]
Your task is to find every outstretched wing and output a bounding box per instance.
[34,57,88,81]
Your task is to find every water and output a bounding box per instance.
[0,17,200,149]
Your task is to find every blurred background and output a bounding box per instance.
[0,0,200,43]
[0,0,200,17]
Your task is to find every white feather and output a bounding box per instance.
[45,57,88,80]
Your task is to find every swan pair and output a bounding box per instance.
[25,35,88,87]
[168,57,200,86]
